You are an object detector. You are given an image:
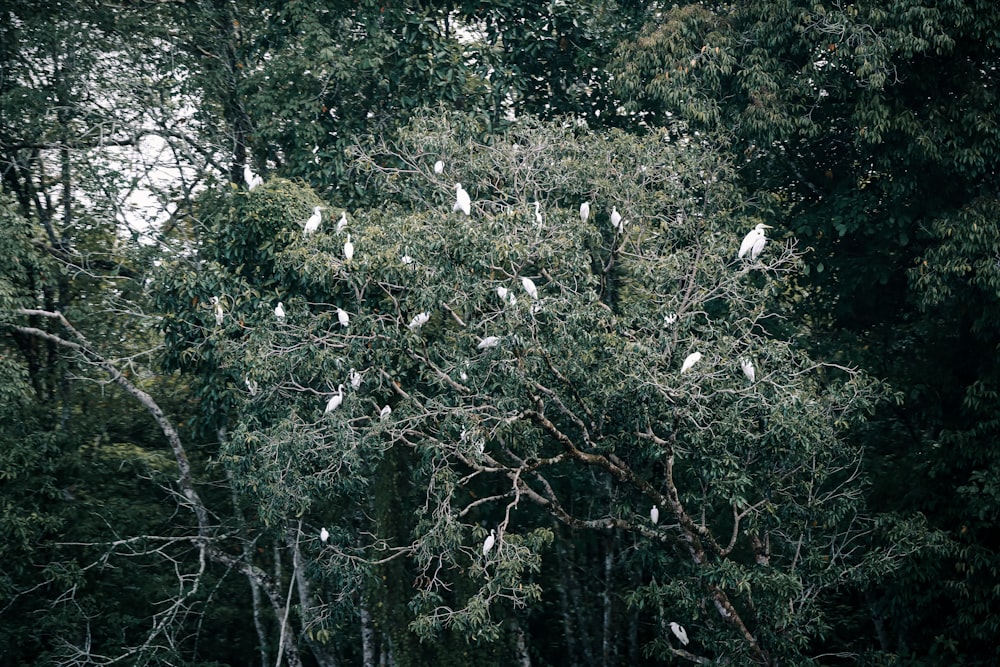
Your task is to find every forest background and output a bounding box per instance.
[1,1,998,665]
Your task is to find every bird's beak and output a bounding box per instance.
[762,224,773,228]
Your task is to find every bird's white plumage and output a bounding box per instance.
[454,183,471,216]
[320,527,329,543]
[274,302,285,320]
[482,529,496,556]
[434,160,444,174]
[534,201,543,225]
[244,164,262,190]
[738,223,772,260]
[740,357,755,383]
[477,336,500,350]
[211,296,224,326]
[379,405,391,421]
[521,276,538,300]
[325,385,344,413]
[650,505,659,525]
[580,201,590,223]
[343,233,354,262]
[611,206,623,233]
[304,206,322,235]
[337,307,350,328]
[349,368,362,390]
[680,351,702,374]
[408,311,430,331]
[401,255,413,265]
[669,622,689,646]
[245,377,259,396]
[336,212,348,235]
[496,286,509,301]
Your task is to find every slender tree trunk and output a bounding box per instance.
[360,591,376,667]
[512,616,532,667]
[552,523,579,666]
[602,534,614,667]
[287,523,339,667]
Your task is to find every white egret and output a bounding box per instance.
[304,206,323,235]
[520,276,538,300]
[454,183,471,216]
[337,307,350,328]
[534,201,543,225]
[680,351,702,374]
[349,368,362,390]
[274,302,285,320]
[211,296,223,326]
[738,223,772,260]
[434,160,444,174]
[244,164,262,189]
[664,313,677,327]
[580,201,590,223]
[496,286,509,301]
[401,255,414,265]
[336,212,348,235]
[669,622,689,646]
[379,404,392,421]
[477,336,500,350]
[650,505,659,525]
[740,357,755,383]
[343,233,354,263]
[482,528,496,556]
[245,377,259,396]
[325,384,344,413]
[611,206,623,232]
[408,311,430,331]
[320,527,330,543]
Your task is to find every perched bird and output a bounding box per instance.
[454,183,471,216]
[401,255,414,265]
[274,302,286,320]
[520,276,538,300]
[534,201,543,225]
[320,527,330,543]
[680,351,702,374]
[408,311,430,331]
[244,164,262,190]
[434,160,444,174]
[336,212,348,235]
[740,357,756,383]
[611,206,623,233]
[669,622,689,646]
[304,206,323,235]
[337,307,350,328]
[343,233,354,262]
[650,505,659,525]
[580,201,590,223]
[325,385,345,413]
[349,368,362,390]
[379,404,392,421]
[482,528,496,556]
[245,377,259,396]
[211,296,224,326]
[477,336,500,350]
[738,223,772,260]
[496,286,509,301]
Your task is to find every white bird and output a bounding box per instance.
[379,404,392,421]
[244,164,262,189]
[343,233,354,263]
[738,223,772,260]
[650,505,659,525]
[408,311,430,331]
[533,201,543,225]
[680,351,702,374]
[336,212,348,235]
[401,255,414,265]
[245,377,259,396]
[580,201,590,223]
[304,206,323,235]
[496,286,509,301]
[211,296,223,326]
[337,307,350,328]
[325,384,344,413]
[454,183,471,216]
[482,528,496,556]
[319,527,330,543]
[664,313,678,327]
[349,368,362,390]
[740,357,755,383]
[669,622,689,646]
[434,160,444,174]
[520,276,538,300]
[274,302,285,320]
[611,206,623,232]
[477,336,500,350]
